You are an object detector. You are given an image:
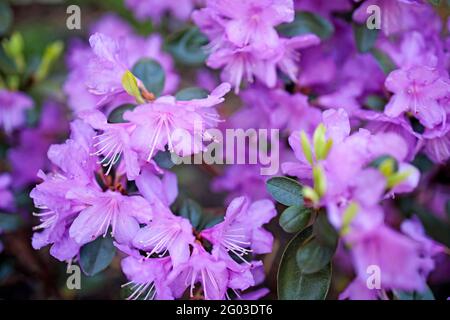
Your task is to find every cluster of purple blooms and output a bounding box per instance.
[28,11,275,299]
[1,0,448,300]
[193,0,320,92]
[194,0,450,299]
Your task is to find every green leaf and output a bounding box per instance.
[364,95,386,111]
[368,155,399,172]
[175,87,209,101]
[35,41,64,82]
[198,211,224,231]
[313,211,339,248]
[266,176,303,207]
[296,238,335,274]
[166,27,208,66]
[154,150,175,169]
[79,236,116,276]
[393,285,435,300]
[0,46,17,74]
[131,58,165,97]
[427,0,441,5]
[107,103,136,123]
[278,226,332,300]
[414,205,450,248]
[279,206,311,233]
[371,48,396,74]
[179,199,202,229]
[0,1,13,37]
[121,70,144,104]
[353,23,378,53]
[2,32,25,72]
[0,213,22,232]
[277,12,334,40]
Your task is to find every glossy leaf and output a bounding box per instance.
[131,58,165,97]
[393,285,435,300]
[107,103,136,123]
[296,237,335,274]
[278,226,332,300]
[371,48,396,74]
[277,12,334,40]
[175,87,209,101]
[154,150,175,169]
[353,23,378,53]
[179,199,202,229]
[266,176,303,207]
[0,1,12,37]
[79,236,116,276]
[167,27,208,66]
[279,206,311,233]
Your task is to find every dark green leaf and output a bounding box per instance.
[0,46,17,74]
[167,27,208,66]
[131,58,165,97]
[371,48,396,74]
[353,23,378,53]
[154,150,175,169]
[0,1,13,37]
[278,226,332,300]
[427,0,441,5]
[175,87,209,101]
[107,103,136,123]
[0,213,22,232]
[364,95,386,111]
[414,205,450,247]
[179,199,202,229]
[412,153,434,173]
[79,236,116,276]
[277,12,334,40]
[393,285,435,300]
[199,213,224,230]
[279,206,311,233]
[296,237,335,274]
[368,155,399,172]
[266,176,303,207]
[313,211,339,248]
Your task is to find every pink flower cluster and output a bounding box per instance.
[193,0,320,92]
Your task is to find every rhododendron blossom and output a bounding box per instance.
[1,0,449,302]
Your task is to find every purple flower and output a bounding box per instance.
[201,196,276,260]
[8,101,68,188]
[349,224,433,291]
[339,278,382,300]
[212,164,271,203]
[119,245,174,300]
[353,0,432,36]
[168,242,229,300]
[194,0,318,92]
[209,0,295,49]
[81,110,140,180]
[0,174,14,212]
[295,0,352,18]
[65,27,179,112]
[125,0,195,23]
[0,89,33,134]
[422,123,450,163]
[123,83,230,159]
[68,187,151,245]
[384,66,450,128]
[133,214,195,268]
[135,167,178,217]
